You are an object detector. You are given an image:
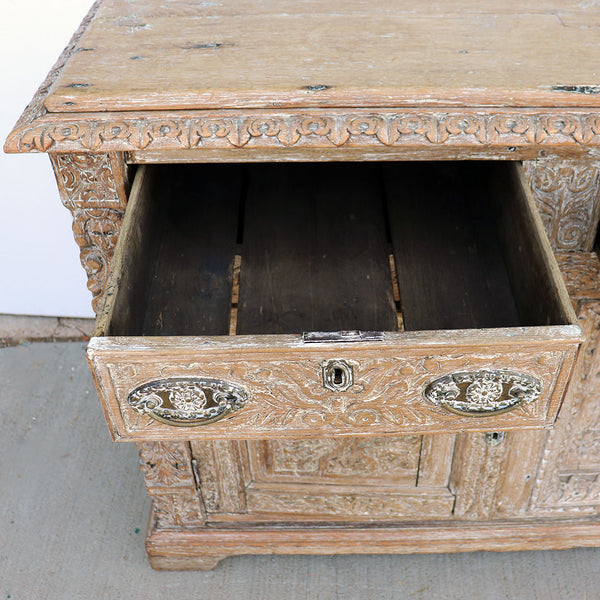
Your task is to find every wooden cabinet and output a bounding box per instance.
[6,0,600,570]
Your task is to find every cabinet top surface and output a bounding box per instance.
[43,0,600,112]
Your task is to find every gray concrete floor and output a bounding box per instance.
[1,341,600,599]
[0,314,93,347]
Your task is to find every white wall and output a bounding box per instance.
[1,0,95,318]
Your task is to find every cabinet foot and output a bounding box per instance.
[148,551,226,571]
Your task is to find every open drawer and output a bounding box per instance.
[87,161,582,441]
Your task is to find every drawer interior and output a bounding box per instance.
[105,161,572,338]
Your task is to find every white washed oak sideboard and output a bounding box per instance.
[6,0,600,570]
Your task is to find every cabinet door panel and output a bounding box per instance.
[192,434,456,523]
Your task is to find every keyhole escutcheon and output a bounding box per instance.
[322,359,354,392]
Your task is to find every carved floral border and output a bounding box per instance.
[7,110,600,154]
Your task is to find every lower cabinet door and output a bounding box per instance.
[191,434,456,522]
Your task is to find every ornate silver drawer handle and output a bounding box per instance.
[128,377,247,426]
[424,370,541,417]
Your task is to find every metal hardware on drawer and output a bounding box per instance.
[303,330,384,343]
[127,377,247,426]
[322,359,354,392]
[484,432,507,446]
[423,370,541,417]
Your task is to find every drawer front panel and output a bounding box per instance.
[88,331,579,440]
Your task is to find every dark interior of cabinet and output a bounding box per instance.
[109,161,571,338]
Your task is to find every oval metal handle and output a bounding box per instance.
[423,370,541,416]
[128,377,247,426]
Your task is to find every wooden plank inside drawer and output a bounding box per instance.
[99,164,242,337]
[237,163,397,335]
[141,164,242,336]
[385,162,521,331]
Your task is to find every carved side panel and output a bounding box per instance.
[243,436,454,521]
[50,152,130,311]
[530,252,600,514]
[523,160,600,251]
[252,438,454,518]
[137,442,205,529]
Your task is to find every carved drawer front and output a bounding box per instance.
[87,161,582,441]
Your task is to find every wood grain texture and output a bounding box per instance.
[140,164,242,336]
[42,0,600,113]
[386,162,520,330]
[237,162,396,334]
[93,165,157,337]
[8,2,600,155]
[127,147,582,164]
[87,161,581,439]
[497,163,576,327]
[12,0,600,569]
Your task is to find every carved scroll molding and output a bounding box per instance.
[8,110,600,154]
[523,160,600,251]
[137,442,205,529]
[50,153,129,312]
[530,253,600,514]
